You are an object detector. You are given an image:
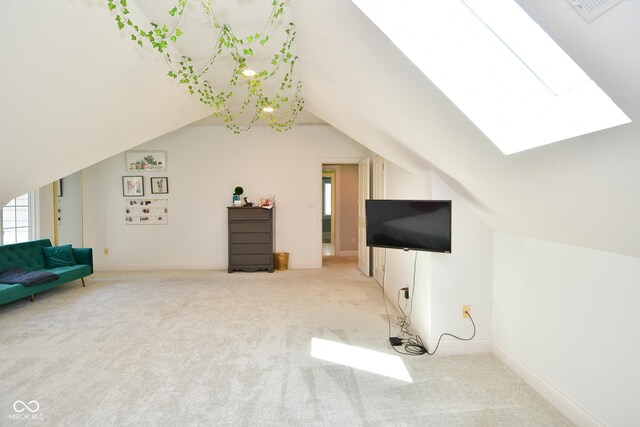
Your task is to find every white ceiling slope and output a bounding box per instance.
[293,0,640,257]
[1,0,638,257]
[0,0,210,206]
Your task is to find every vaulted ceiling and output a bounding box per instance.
[1,0,638,256]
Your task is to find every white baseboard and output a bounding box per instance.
[492,342,606,427]
[425,339,492,355]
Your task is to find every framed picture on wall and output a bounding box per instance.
[122,176,144,197]
[126,151,167,172]
[150,177,169,194]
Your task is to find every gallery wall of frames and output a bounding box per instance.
[122,151,169,225]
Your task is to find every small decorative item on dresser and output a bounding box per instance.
[233,186,244,205]
[258,195,275,209]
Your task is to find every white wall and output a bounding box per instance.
[296,0,640,260]
[383,162,493,354]
[493,233,640,427]
[0,1,209,206]
[430,172,494,352]
[82,125,367,270]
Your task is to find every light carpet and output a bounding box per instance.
[0,257,572,426]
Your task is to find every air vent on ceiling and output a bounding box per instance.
[566,0,624,22]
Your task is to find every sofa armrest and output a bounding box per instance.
[72,248,93,274]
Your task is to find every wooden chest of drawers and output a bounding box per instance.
[227,207,275,273]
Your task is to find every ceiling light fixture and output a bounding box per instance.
[263,106,274,113]
[242,69,256,77]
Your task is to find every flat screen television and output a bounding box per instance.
[365,200,452,253]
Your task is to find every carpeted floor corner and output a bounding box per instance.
[0,257,572,426]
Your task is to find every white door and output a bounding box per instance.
[358,158,370,276]
[372,156,385,284]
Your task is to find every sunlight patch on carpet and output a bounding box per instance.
[310,338,412,383]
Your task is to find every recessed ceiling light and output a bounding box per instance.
[242,69,256,77]
[263,106,274,113]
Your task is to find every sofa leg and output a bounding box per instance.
[30,294,35,302]
[81,278,86,287]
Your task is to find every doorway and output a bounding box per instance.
[321,164,359,263]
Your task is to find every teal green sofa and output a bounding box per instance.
[0,239,93,306]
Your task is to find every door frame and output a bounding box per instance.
[372,155,385,284]
[317,158,363,267]
[321,170,337,246]
[357,158,370,276]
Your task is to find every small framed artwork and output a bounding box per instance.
[122,176,144,197]
[56,179,63,197]
[126,151,167,172]
[151,177,169,194]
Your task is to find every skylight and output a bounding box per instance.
[352,0,631,154]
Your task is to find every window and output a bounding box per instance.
[2,193,34,244]
[352,0,630,154]
[323,180,332,216]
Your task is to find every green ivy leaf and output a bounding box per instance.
[111,0,302,135]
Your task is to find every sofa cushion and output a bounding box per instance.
[0,239,49,271]
[42,245,76,268]
[48,265,92,283]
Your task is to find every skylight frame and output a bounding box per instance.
[352,0,630,154]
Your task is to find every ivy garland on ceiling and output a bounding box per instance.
[107,0,304,133]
